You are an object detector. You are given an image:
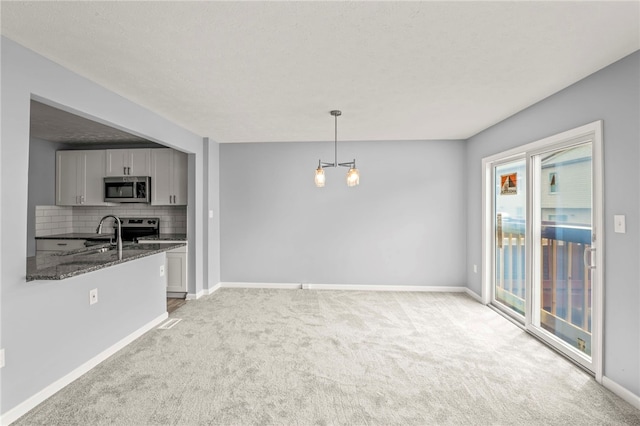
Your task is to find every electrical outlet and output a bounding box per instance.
[89,288,98,305]
[160,265,165,277]
[0,349,5,368]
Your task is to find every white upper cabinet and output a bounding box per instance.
[172,151,188,205]
[151,148,188,206]
[84,151,107,205]
[105,149,151,176]
[56,150,107,206]
[57,148,184,207]
[56,151,80,206]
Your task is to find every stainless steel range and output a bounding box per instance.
[119,217,160,242]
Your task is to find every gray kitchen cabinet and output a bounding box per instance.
[56,150,107,206]
[151,148,188,205]
[105,149,151,176]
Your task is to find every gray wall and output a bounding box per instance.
[465,51,640,396]
[1,37,208,415]
[27,137,66,256]
[5,254,167,412]
[221,139,467,287]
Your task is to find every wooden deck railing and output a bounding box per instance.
[497,219,592,354]
[495,218,526,315]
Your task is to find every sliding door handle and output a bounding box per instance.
[583,247,596,269]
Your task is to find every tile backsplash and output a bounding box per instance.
[35,206,74,236]
[35,205,187,236]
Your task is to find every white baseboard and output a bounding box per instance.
[602,376,640,410]
[219,282,469,293]
[465,288,483,303]
[1,312,168,426]
[220,282,302,290]
[304,283,467,292]
[186,290,204,300]
[203,283,221,295]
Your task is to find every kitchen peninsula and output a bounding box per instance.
[27,241,185,281]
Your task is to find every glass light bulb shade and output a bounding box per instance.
[346,167,360,187]
[315,167,325,187]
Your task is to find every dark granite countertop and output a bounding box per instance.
[35,233,113,241]
[27,242,186,281]
[36,233,187,242]
[137,234,187,242]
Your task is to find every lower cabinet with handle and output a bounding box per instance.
[166,245,188,296]
[36,239,87,253]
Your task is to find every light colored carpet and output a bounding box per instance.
[15,289,640,425]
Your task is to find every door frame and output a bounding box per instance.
[481,120,604,381]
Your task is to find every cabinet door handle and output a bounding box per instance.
[124,166,126,175]
[57,243,68,246]
[127,167,131,175]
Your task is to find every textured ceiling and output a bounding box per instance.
[30,101,151,145]
[3,2,639,143]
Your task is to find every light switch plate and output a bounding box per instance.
[614,215,626,233]
[209,210,214,219]
[0,349,5,368]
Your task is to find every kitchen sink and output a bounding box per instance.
[78,246,119,255]
[59,260,102,266]
[91,247,113,253]
[52,245,116,257]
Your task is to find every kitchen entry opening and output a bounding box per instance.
[482,121,603,379]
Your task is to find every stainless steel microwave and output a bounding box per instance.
[104,176,151,203]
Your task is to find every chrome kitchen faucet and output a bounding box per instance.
[96,215,123,260]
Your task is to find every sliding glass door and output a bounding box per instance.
[485,122,603,376]
[493,158,527,318]
[530,141,594,366]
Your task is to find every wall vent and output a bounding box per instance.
[158,318,182,330]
